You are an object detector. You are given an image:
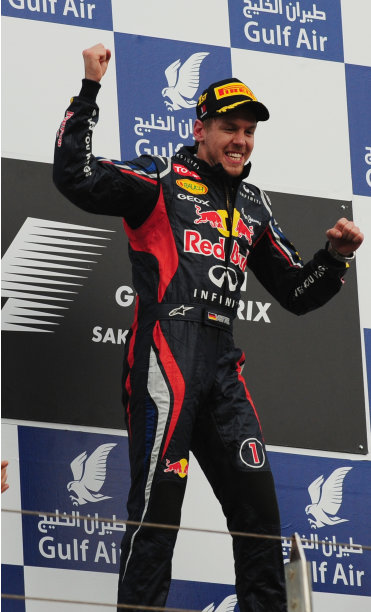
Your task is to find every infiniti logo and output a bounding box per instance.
[209,266,238,291]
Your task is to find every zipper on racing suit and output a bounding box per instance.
[222,182,237,307]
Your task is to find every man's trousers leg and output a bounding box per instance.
[191,347,287,612]
[118,322,195,610]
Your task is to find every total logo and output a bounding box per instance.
[173,163,201,180]
[164,458,188,478]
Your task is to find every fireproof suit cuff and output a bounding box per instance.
[79,78,101,102]
[325,241,355,263]
[314,246,347,269]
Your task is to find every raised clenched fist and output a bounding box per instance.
[82,43,111,82]
[326,217,364,256]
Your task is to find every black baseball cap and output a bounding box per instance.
[196,78,269,122]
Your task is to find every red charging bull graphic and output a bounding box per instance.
[194,205,224,228]
[164,458,188,478]
[236,217,254,244]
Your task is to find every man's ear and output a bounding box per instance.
[193,119,205,143]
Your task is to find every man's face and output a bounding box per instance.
[194,108,257,177]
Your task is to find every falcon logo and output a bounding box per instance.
[162,52,209,111]
[67,443,117,506]
[305,467,352,529]
[202,594,237,612]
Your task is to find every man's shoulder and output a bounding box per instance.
[240,180,261,195]
[238,180,274,218]
[113,154,171,182]
[131,154,172,176]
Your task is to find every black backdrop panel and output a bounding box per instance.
[1,158,367,453]
[238,191,367,454]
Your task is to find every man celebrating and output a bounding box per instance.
[54,44,363,612]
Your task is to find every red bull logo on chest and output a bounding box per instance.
[235,217,254,244]
[194,205,224,228]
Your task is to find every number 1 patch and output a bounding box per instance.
[240,438,265,468]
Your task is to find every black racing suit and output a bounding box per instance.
[53,79,349,612]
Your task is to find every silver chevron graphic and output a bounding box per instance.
[2,217,113,332]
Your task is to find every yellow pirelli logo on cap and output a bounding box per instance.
[214,82,257,101]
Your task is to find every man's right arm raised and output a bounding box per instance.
[53,44,159,228]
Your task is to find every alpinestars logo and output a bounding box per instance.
[305,467,352,529]
[162,52,209,111]
[1,217,113,332]
[67,443,117,506]
[169,305,194,317]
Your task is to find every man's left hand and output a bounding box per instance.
[326,218,364,256]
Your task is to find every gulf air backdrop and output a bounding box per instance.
[1,1,371,611]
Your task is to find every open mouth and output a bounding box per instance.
[225,152,244,163]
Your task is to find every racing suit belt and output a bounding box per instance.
[139,303,235,332]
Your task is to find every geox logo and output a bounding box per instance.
[1,218,113,332]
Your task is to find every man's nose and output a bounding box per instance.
[232,131,245,146]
